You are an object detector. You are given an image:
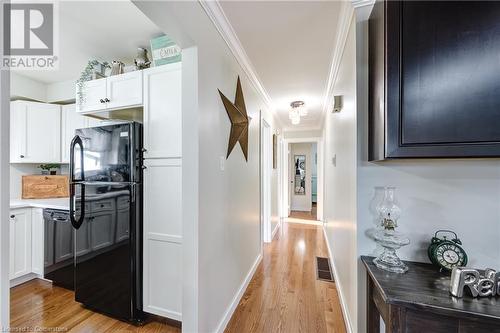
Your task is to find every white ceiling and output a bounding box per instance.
[219,1,342,131]
[13,1,162,84]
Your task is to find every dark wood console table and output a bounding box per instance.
[362,256,500,333]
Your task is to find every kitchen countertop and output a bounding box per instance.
[10,198,69,210]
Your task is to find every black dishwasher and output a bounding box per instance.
[43,209,74,290]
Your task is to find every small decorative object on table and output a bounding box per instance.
[134,47,151,70]
[450,266,500,298]
[373,186,410,273]
[428,230,467,272]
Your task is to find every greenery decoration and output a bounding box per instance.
[76,60,110,106]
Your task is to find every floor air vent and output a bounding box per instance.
[316,257,334,282]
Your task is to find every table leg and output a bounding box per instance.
[367,273,380,333]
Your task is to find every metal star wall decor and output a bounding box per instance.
[218,76,249,161]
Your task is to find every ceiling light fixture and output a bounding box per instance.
[289,101,306,125]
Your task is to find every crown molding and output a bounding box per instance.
[321,1,354,122]
[198,1,277,121]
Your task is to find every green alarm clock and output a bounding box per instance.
[428,230,468,271]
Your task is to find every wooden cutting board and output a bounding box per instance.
[22,175,69,199]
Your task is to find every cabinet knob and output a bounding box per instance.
[142,165,147,170]
[141,148,147,153]
[99,99,105,103]
[105,98,110,103]
[10,215,15,219]
[20,155,24,158]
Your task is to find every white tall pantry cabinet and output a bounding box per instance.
[142,63,183,321]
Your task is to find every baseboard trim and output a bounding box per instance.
[215,252,263,333]
[271,220,281,240]
[322,226,354,333]
[10,273,39,288]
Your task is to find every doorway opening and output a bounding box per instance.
[281,137,323,225]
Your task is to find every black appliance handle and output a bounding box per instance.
[70,183,85,229]
[70,135,84,182]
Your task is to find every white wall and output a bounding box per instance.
[133,2,282,332]
[290,142,312,212]
[10,73,46,102]
[322,15,358,333]
[355,16,500,332]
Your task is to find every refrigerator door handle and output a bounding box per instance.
[70,135,85,182]
[70,183,85,229]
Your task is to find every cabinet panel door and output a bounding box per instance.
[61,104,86,163]
[10,102,27,163]
[143,159,182,237]
[143,64,182,158]
[76,78,107,113]
[31,209,44,275]
[106,71,143,110]
[400,2,500,146]
[25,103,61,163]
[143,158,182,319]
[145,240,182,319]
[90,212,116,251]
[10,209,32,279]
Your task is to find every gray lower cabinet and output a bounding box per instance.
[90,212,116,251]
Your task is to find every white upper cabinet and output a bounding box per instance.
[76,78,107,113]
[143,63,182,159]
[76,71,142,114]
[11,101,61,163]
[61,104,101,163]
[106,71,143,109]
[61,104,86,163]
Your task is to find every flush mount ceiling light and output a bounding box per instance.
[289,101,306,125]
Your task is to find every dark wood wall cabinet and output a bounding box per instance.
[369,1,500,160]
[362,256,500,333]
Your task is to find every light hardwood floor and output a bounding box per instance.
[10,279,180,333]
[225,222,346,333]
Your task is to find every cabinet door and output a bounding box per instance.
[76,78,107,113]
[106,71,143,110]
[26,102,61,163]
[31,209,44,275]
[10,209,32,279]
[143,158,182,320]
[143,64,182,158]
[61,104,87,163]
[10,101,27,163]
[54,220,74,263]
[90,211,116,251]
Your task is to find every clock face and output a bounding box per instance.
[435,242,466,270]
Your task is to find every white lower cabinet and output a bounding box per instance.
[143,158,182,320]
[9,208,32,280]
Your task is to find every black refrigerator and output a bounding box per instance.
[69,121,144,323]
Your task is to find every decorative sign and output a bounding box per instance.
[150,35,181,66]
[218,76,249,161]
[450,267,500,298]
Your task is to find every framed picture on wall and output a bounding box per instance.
[273,134,277,169]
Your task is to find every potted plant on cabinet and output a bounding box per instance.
[39,164,60,175]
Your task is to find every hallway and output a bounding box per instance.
[225,222,346,333]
